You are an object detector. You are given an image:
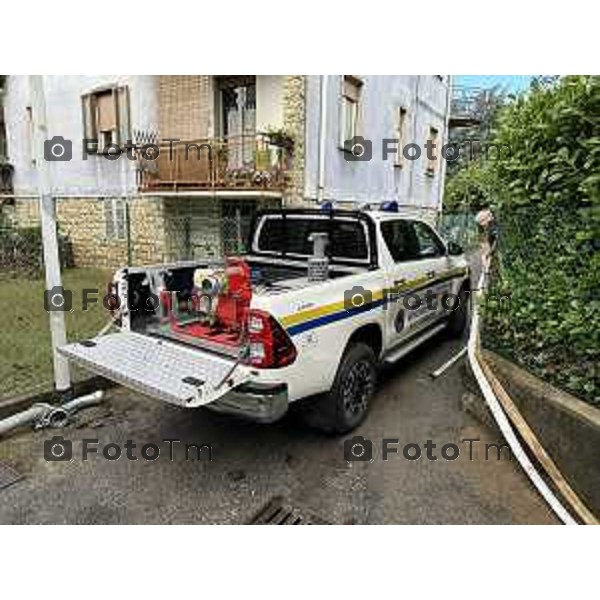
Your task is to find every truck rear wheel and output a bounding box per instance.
[303,343,377,434]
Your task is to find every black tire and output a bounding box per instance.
[301,343,377,434]
[446,285,470,338]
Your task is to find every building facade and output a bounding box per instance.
[0,75,451,269]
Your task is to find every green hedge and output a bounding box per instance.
[474,76,600,405]
[483,205,599,405]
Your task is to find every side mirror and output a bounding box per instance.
[447,241,464,256]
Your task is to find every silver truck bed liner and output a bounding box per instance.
[58,332,248,407]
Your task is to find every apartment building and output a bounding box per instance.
[0,75,451,268]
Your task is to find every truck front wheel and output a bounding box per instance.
[303,343,377,434]
[446,285,470,338]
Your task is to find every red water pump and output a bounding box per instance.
[160,257,253,345]
[214,257,252,330]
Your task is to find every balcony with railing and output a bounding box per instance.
[137,133,293,193]
[449,86,485,129]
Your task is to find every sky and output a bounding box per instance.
[455,75,533,93]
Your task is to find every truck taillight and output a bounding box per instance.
[245,309,297,369]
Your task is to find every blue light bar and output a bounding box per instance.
[380,200,399,212]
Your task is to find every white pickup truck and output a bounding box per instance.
[59,206,470,433]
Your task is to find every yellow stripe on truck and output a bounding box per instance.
[280,267,467,329]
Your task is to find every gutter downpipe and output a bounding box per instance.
[316,75,329,204]
[438,76,452,223]
[408,75,420,201]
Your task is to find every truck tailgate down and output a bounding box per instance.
[58,332,249,407]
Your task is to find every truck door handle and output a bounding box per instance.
[394,278,406,287]
[426,270,436,279]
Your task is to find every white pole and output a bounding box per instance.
[29,75,71,392]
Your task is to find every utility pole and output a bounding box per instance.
[29,75,71,393]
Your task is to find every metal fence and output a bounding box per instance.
[0,194,278,402]
[0,205,52,399]
[482,203,598,406]
[438,210,480,249]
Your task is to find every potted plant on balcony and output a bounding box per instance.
[264,126,295,152]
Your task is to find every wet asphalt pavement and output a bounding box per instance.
[0,328,557,524]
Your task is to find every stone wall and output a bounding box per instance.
[7,194,286,271]
[129,196,167,265]
[6,197,40,227]
[56,198,129,269]
[282,75,307,206]
[56,197,171,269]
[8,196,168,270]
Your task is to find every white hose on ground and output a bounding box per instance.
[467,271,577,525]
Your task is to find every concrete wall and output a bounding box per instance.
[256,76,284,131]
[304,75,450,211]
[484,350,600,517]
[4,75,158,196]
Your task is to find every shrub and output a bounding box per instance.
[449,76,600,405]
[0,223,72,276]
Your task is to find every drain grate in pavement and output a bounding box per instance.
[0,460,24,491]
[248,496,330,525]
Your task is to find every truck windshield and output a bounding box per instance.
[255,216,369,261]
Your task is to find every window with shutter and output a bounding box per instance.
[82,85,130,154]
[340,76,363,146]
[96,90,117,150]
[82,93,98,153]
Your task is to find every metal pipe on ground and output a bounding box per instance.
[0,404,54,438]
[0,391,104,438]
[430,347,467,379]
